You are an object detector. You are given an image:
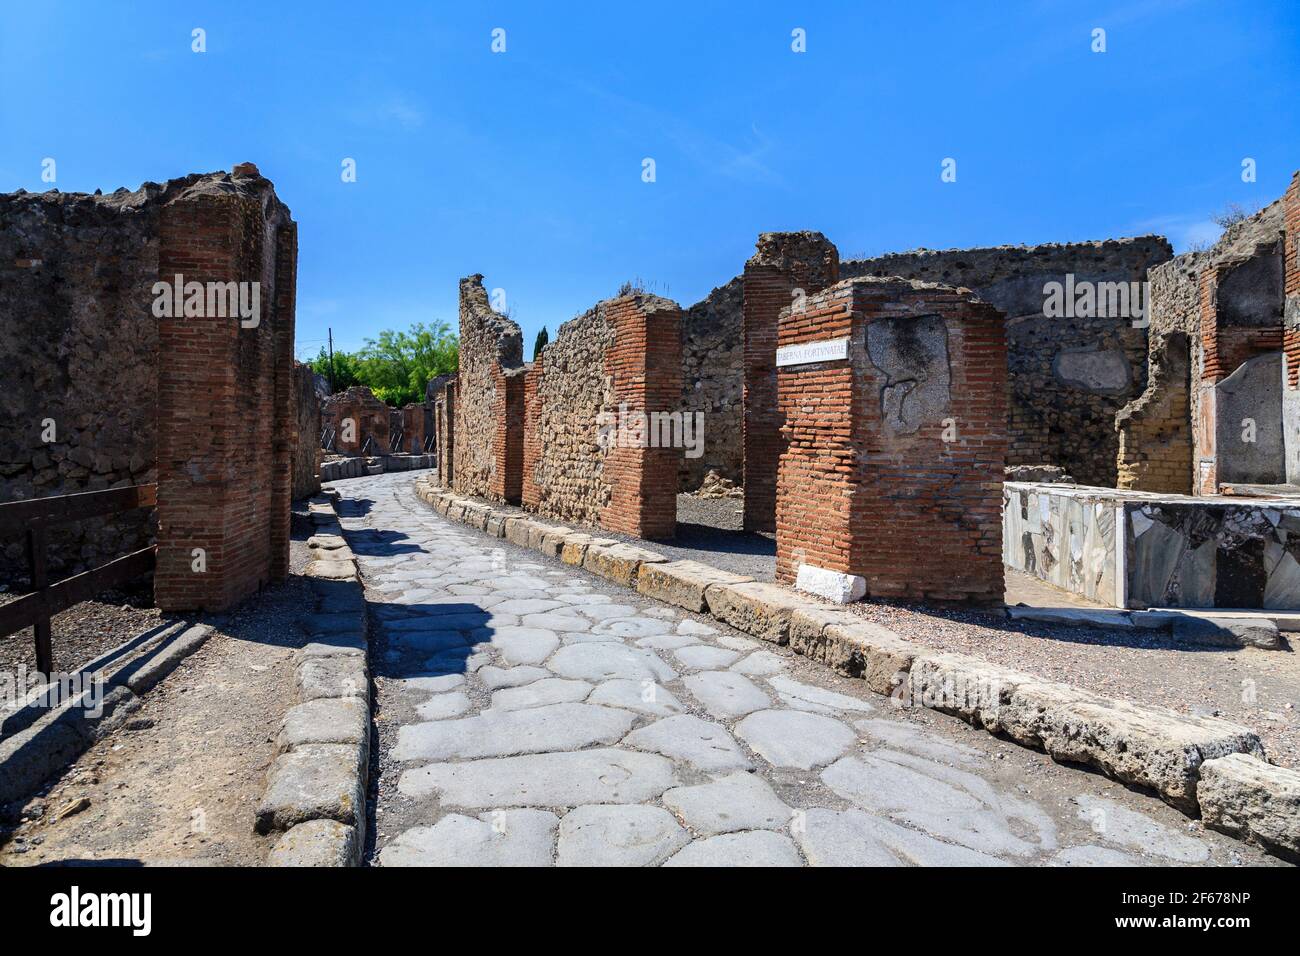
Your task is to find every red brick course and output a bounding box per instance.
[775,278,1007,606]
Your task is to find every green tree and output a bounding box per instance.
[308,321,459,406]
[533,326,549,360]
[309,347,363,392]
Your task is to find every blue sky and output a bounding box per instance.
[2,0,1297,359]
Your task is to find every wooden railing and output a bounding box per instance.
[0,484,157,674]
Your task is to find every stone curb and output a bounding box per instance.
[258,489,370,866]
[0,621,211,809]
[413,474,1298,862]
[1006,605,1284,650]
[319,454,435,483]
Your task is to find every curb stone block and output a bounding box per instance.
[636,560,754,612]
[503,516,532,547]
[584,543,668,587]
[255,743,365,833]
[704,581,806,645]
[537,526,574,558]
[1172,616,1282,651]
[560,533,617,567]
[268,820,361,867]
[280,698,369,754]
[485,513,508,538]
[124,625,212,695]
[297,655,367,702]
[1197,753,1300,863]
[306,558,357,581]
[788,608,918,693]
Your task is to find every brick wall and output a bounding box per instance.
[1115,332,1192,493]
[154,164,297,612]
[520,293,682,539]
[452,275,523,502]
[321,385,389,456]
[433,377,456,485]
[680,276,743,489]
[775,278,1007,605]
[743,232,840,532]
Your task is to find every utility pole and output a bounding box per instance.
[327,327,336,394]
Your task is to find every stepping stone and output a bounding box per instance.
[625,715,752,771]
[489,678,592,712]
[793,808,1007,867]
[683,671,770,720]
[556,805,688,867]
[730,651,787,676]
[664,831,801,868]
[416,692,472,720]
[379,809,558,867]
[399,749,678,806]
[662,771,792,835]
[673,645,741,671]
[735,710,856,770]
[478,665,550,689]
[767,675,873,714]
[548,642,677,683]
[587,679,686,717]
[392,702,636,761]
[490,626,561,665]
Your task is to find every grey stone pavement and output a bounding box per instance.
[332,471,1277,867]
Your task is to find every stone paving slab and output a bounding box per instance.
[345,473,1291,867]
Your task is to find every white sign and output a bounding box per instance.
[776,336,849,368]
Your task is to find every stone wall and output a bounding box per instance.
[453,275,523,503]
[1119,188,1292,494]
[524,293,683,539]
[0,180,162,582]
[680,276,742,489]
[321,385,389,456]
[841,237,1172,487]
[775,277,1008,605]
[744,232,840,532]
[293,361,321,500]
[431,376,455,485]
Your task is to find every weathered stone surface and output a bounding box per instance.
[735,709,855,770]
[393,703,636,761]
[767,675,873,714]
[399,749,678,806]
[489,678,592,712]
[794,807,1007,867]
[256,744,365,833]
[478,665,550,689]
[378,809,558,867]
[268,820,360,867]
[415,692,472,720]
[636,560,754,612]
[297,655,367,702]
[1172,616,1283,650]
[490,625,561,665]
[682,670,770,719]
[1072,794,1208,862]
[557,805,689,867]
[672,644,740,671]
[624,714,752,771]
[791,613,918,692]
[664,831,802,867]
[583,543,668,588]
[279,698,368,751]
[704,581,805,644]
[587,679,685,717]
[1198,753,1300,862]
[794,564,866,604]
[548,642,676,683]
[306,558,358,581]
[662,771,792,835]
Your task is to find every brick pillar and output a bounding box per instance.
[489,367,525,504]
[437,380,456,485]
[743,232,838,533]
[600,295,683,540]
[154,166,296,612]
[1195,269,1220,494]
[522,359,543,509]
[776,277,1007,606]
[1284,172,1300,388]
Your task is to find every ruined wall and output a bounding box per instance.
[1115,332,1192,493]
[153,163,297,611]
[680,276,742,489]
[453,275,523,503]
[321,385,389,456]
[776,277,1008,605]
[0,182,162,582]
[841,237,1171,487]
[744,232,840,532]
[431,376,456,485]
[1122,194,1291,494]
[524,293,683,539]
[293,361,321,499]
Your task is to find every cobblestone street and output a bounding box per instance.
[335,473,1277,867]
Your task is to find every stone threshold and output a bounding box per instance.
[254,489,370,867]
[415,474,1300,864]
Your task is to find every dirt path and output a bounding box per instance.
[0,520,316,866]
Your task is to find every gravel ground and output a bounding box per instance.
[0,581,163,678]
[0,509,318,865]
